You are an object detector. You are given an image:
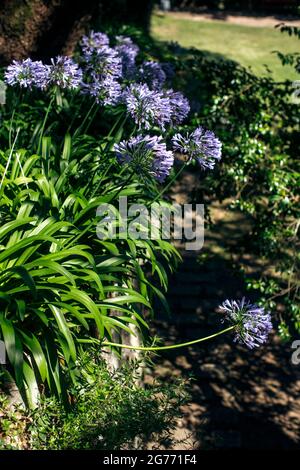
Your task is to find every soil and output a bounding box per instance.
[150,171,300,450]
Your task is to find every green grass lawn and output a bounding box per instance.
[151,13,299,81]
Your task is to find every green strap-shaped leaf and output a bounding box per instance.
[49,304,77,362]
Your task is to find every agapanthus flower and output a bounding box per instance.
[80,31,110,57]
[164,89,190,125]
[83,75,121,105]
[5,58,49,89]
[115,35,139,79]
[122,83,171,131]
[114,135,174,182]
[138,61,166,90]
[219,297,272,349]
[83,45,122,81]
[172,126,222,170]
[48,56,82,89]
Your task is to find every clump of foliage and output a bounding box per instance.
[0,28,226,407]
[0,358,189,450]
[275,24,300,73]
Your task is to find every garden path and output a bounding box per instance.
[150,170,300,449]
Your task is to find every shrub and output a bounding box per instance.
[0,358,189,450]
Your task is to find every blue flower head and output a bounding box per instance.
[115,35,139,79]
[48,56,83,89]
[5,59,49,89]
[122,83,172,131]
[219,298,272,349]
[114,135,174,182]
[172,126,222,170]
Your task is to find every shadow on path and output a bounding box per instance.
[152,172,300,449]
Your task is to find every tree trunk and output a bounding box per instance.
[0,0,153,65]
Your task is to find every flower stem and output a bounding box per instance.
[0,128,20,194]
[89,160,114,199]
[73,100,97,137]
[38,95,55,154]
[101,325,235,351]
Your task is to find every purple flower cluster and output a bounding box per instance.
[164,89,190,125]
[5,58,48,89]
[48,56,82,89]
[114,135,174,182]
[138,61,166,90]
[81,44,122,80]
[84,76,122,105]
[172,126,222,170]
[115,35,139,79]
[80,31,109,57]
[5,56,82,90]
[80,32,123,104]
[122,83,171,131]
[219,298,272,349]
[4,31,191,128]
[122,83,190,130]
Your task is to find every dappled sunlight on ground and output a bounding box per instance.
[150,170,300,449]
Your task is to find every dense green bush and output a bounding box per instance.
[0,358,189,450]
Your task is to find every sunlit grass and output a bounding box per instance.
[151,12,299,81]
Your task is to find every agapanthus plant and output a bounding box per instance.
[101,297,272,352]
[1,29,272,408]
